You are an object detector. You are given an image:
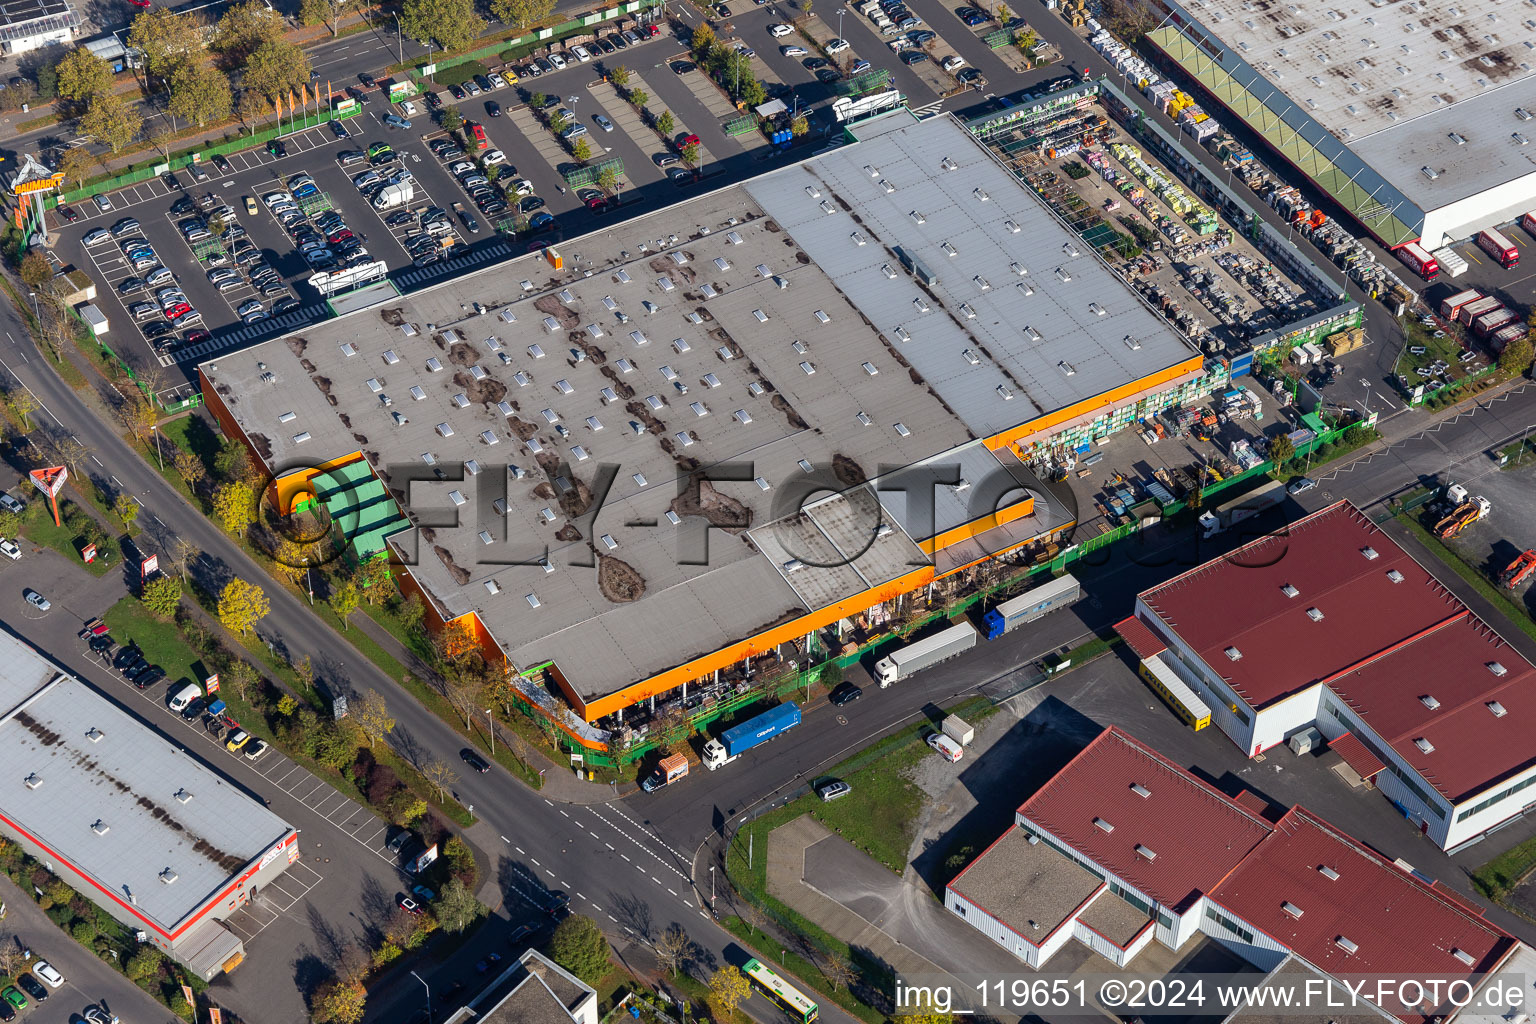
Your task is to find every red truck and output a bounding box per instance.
[1474,308,1520,339]
[1458,295,1503,327]
[1396,240,1439,282]
[1491,322,1528,354]
[1477,227,1520,268]
[1522,211,1536,239]
[1439,288,1481,321]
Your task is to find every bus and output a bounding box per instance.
[743,959,819,1024]
[1137,656,1212,731]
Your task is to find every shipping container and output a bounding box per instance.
[1522,211,1536,239]
[1477,227,1520,268]
[1439,289,1482,321]
[1491,323,1528,354]
[1458,295,1503,326]
[1474,308,1521,339]
[1396,241,1440,282]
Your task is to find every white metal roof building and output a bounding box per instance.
[0,631,299,979]
[0,0,78,53]
[1148,0,1536,249]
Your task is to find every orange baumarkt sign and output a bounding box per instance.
[11,173,63,195]
[332,97,357,115]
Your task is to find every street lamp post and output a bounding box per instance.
[485,707,495,755]
[151,423,163,471]
[410,970,432,1024]
[395,14,404,62]
[303,556,313,605]
[27,291,37,323]
[710,865,715,907]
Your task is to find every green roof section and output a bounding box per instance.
[1148,25,1420,248]
[307,461,408,562]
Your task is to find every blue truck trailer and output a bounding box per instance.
[702,703,802,770]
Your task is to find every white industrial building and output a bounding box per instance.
[1116,501,1536,851]
[0,0,78,53]
[1148,0,1536,250]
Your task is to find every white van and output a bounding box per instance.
[168,683,201,714]
[926,732,963,763]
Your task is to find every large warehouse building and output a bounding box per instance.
[201,110,1227,737]
[946,726,1524,1024]
[1117,500,1536,851]
[0,631,300,980]
[1147,0,1536,250]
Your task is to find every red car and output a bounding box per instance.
[327,229,354,244]
[468,122,488,151]
[679,132,701,149]
[56,205,77,223]
[164,302,192,320]
[645,23,661,36]
[397,894,422,916]
[127,0,152,7]
[585,196,608,212]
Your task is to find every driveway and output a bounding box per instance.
[0,873,175,1024]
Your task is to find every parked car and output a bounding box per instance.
[829,681,863,706]
[594,113,613,132]
[24,590,49,612]
[817,780,852,801]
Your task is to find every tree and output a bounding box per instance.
[1267,433,1295,467]
[112,493,140,528]
[597,165,618,193]
[35,64,56,102]
[269,537,310,586]
[57,146,96,190]
[128,8,202,84]
[822,951,855,992]
[486,669,520,719]
[443,677,483,729]
[709,965,752,1022]
[400,0,485,52]
[422,756,458,801]
[903,992,955,1024]
[48,434,91,478]
[331,580,360,629]
[294,653,315,693]
[609,65,630,87]
[790,114,808,136]
[573,137,591,162]
[654,925,689,977]
[242,39,311,102]
[218,578,270,635]
[19,251,51,289]
[355,688,395,749]
[441,105,463,132]
[312,977,367,1024]
[691,23,716,59]
[277,693,298,716]
[298,0,360,33]
[548,111,568,133]
[237,89,269,125]
[435,877,484,932]
[228,658,257,701]
[56,46,113,103]
[79,92,142,154]
[173,449,206,490]
[124,946,165,981]
[142,573,183,619]
[437,617,479,666]
[394,797,428,827]
[490,0,555,31]
[656,110,675,137]
[1501,334,1534,378]
[123,398,157,445]
[547,915,612,984]
[398,594,426,633]
[628,88,648,108]
[355,555,392,605]
[681,141,700,166]
[212,480,256,536]
[171,535,197,582]
[169,61,232,128]
[213,0,286,64]
[529,92,546,111]
[10,389,35,429]
[0,939,22,980]
[740,76,766,108]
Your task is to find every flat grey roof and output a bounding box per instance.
[1172,0,1536,211]
[742,115,1201,439]
[949,826,1104,941]
[1221,956,1395,1024]
[1076,891,1151,948]
[202,116,1115,702]
[0,633,294,935]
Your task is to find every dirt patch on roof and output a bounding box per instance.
[772,394,807,431]
[380,307,406,327]
[286,337,308,358]
[508,417,540,442]
[13,712,61,747]
[452,370,508,407]
[671,475,752,531]
[434,545,471,585]
[447,342,482,367]
[248,433,274,460]
[533,295,580,330]
[833,454,867,487]
[597,555,646,603]
[555,523,582,542]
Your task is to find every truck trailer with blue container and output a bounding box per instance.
[702,703,802,770]
[982,573,1082,640]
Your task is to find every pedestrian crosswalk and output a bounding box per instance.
[393,239,515,291]
[171,303,330,364]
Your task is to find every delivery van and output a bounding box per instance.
[168,683,202,714]
[926,732,963,762]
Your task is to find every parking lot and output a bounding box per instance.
[49,4,1059,382]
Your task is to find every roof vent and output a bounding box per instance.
[1306,607,1324,622]
[159,868,179,885]
[1420,695,1440,710]
[1092,817,1115,833]
[1488,701,1508,718]
[784,559,804,574]
[526,593,541,609]
[1335,936,1359,955]
[1318,865,1340,880]
[485,580,502,595]
[1422,166,1439,181]
[1134,844,1156,861]
[86,727,104,742]
[1360,546,1379,560]
[1386,569,1404,583]
[1489,662,1509,676]
[23,773,40,790]
[91,820,110,835]
[1281,584,1299,598]
[1130,783,1151,798]
[1452,948,1476,966]
[1225,646,1243,661]
[1026,833,1039,846]
[174,788,193,803]
[1413,737,1435,753]
[1281,901,1304,918]
[1449,131,1467,145]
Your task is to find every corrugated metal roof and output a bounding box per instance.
[1326,731,1385,782]
[1019,726,1273,912]
[1208,807,1513,998]
[1115,615,1167,659]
